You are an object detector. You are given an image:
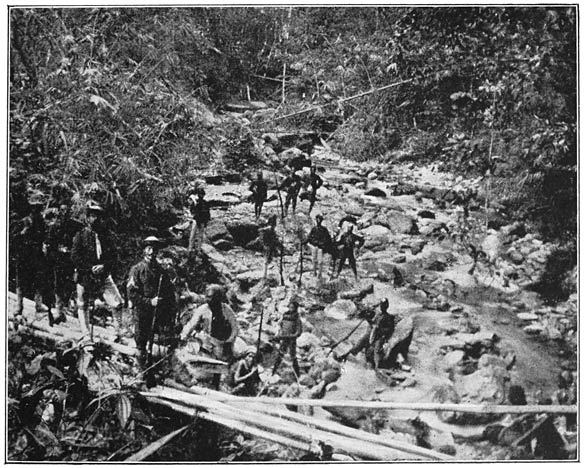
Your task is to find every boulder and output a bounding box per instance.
[298,374,317,387]
[516,312,539,322]
[375,211,418,235]
[205,219,234,243]
[322,368,342,384]
[392,183,418,196]
[367,171,379,180]
[226,222,260,246]
[507,249,524,265]
[410,240,426,255]
[363,225,391,250]
[443,350,465,372]
[344,202,365,217]
[364,187,386,198]
[524,323,545,335]
[296,332,321,350]
[383,316,414,367]
[392,254,406,263]
[418,219,447,236]
[324,300,358,320]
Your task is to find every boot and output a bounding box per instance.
[34,292,47,313]
[16,286,24,316]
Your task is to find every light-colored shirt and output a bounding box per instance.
[181,303,238,343]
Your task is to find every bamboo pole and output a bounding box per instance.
[264,78,413,124]
[143,389,418,461]
[143,395,311,453]
[165,381,452,461]
[165,383,577,414]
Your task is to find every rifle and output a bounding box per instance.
[147,275,164,366]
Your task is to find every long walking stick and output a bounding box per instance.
[147,276,164,364]
[297,229,304,287]
[272,170,285,225]
[255,304,264,360]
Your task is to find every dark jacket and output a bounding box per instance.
[337,231,364,253]
[71,226,117,283]
[128,259,176,325]
[46,215,80,261]
[249,179,268,202]
[309,173,323,192]
[189,198,211,225]
[307,225,332,251]
[280,174,303,196]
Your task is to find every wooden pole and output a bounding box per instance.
[143,388,427,460]
[164,381,452,460]
[162,383,577,414]
[263,78,413,124]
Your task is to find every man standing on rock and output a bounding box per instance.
[280,169,303,216]
[260,214,283,281]
[188,187,211,254]
[272,295,302,377]
[249,171,268,220]
[46,196,79,325]
[180,284,239,387]
[334,224,364,281]
[339,298,394,370]
[71,201,123,341]
[306,164,323,214]
[127,236,177,375]
[306,214,332,279]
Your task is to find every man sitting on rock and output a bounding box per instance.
[272,295,302,377]
[180,284,239,388]
[231,346,260,396]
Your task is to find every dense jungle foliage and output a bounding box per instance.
[10,6,576,240]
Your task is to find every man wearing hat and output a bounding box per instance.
[12,190,50,317]
[46,197,80,325]
[231,346,260,396]
[305,214,333,279]
[306,164,323,214]
[188,187,211,254]
[279,169,303,216]
[260,214,282,281]
[127,236,177,373]
[271,295,302,377]
[248,171,268,220]
[334,224,364,281]
[71,201,123,340]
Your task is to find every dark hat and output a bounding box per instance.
[315,214,324,221]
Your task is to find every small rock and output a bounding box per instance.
[410,241,426,255]
[443,350,465,372]
[523,323,545,335]
[324,299,358,320]
[298,374,317,387]
[392,254,406,263]
[401,377,417,388]
[297,332,320,349]
[367,171,378,180]
[517,312,539,321]
[508,250,524,265]
[321,368,341,384]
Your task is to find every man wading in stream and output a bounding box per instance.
[127,236,176,378]
[180,284,239,389]
[71,202,123,342]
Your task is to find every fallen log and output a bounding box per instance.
[143,395,311,453]
[167,380,452,460]
[161,383,576,414]
[143,387,415,460]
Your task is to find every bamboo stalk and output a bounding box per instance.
[163,383,576,414]
[165,381,451,460]
[144,389,413,461]
[143,395,311,453]
[265,78,413,124]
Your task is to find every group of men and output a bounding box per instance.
[11,155,378,391]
